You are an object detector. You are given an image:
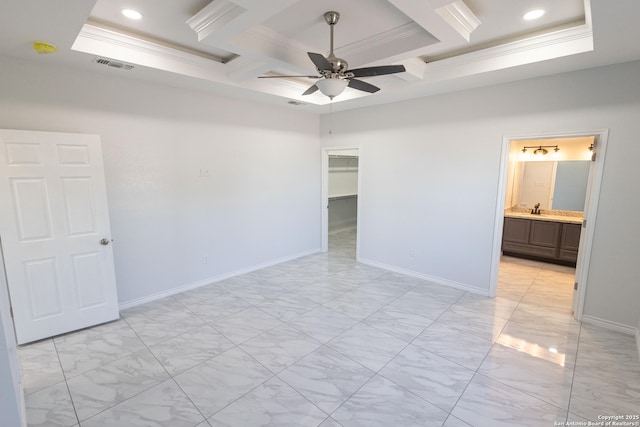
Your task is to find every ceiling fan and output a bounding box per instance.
[259,11,406,99]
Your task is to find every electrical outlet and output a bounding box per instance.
[203,255,209,264]
[409,248,417,258]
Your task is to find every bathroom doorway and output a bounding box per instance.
[490,130,609,320]
[321,148,360,259]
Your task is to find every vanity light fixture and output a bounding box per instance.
[122,9,143,20]
[521,145,560,156]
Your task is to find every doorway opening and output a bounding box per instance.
[321,148,360,260]
[490,130,609,321]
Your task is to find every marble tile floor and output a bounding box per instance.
[18,229,640,426]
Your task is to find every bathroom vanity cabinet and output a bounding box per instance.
[502,216,581,266]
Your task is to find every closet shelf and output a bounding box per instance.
[328,167,358,172]
[329,194,358,200]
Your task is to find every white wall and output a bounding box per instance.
[321,60,640,328]
[519,162,555,209]
[0,57,321,306]
[328,157,359,197]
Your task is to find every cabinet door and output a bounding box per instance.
[529,220,561,248]
[558,223,581,263]
[503,218,530,244]
[560,223,581,251]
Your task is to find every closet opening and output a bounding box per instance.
[321,148,360,259]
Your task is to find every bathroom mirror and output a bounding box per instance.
[512,161,590,211]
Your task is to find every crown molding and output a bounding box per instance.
[424,24,594,80]
[72,23,226,80]
[187,0,247,41]
[396,58,428,82]
[435,1,480,42]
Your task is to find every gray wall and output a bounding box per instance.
[321,60,640,329]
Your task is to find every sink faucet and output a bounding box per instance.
[531,203,541,215]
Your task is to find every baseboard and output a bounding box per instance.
[118,248,321,310]
[581,315,637,335]
[357,257,489,296]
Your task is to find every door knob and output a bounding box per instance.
[99,238,111,246]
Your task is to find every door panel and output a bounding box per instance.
[57,144,90,165]
[72,252,105,309]
[6,142,42,165]
[11,178,54,241]
[62,177,97,236]
[0,129,119,344]
[24,257,63,319]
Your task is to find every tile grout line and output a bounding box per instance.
[123,318,211,425]
[318,290,469,422]
[51,339,81,427]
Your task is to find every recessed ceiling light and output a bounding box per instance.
[122,9,142,20]
[523,9,545,21]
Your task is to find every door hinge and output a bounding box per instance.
[582,219,587,229]
[574,282,578,291]
[9,306,13,319]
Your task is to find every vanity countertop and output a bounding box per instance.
[504,211,583,224]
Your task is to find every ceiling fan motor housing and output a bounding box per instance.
[327,57,348,74]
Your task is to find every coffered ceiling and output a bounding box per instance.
[1,0,640,112]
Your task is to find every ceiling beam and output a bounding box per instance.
[388,0,480,45]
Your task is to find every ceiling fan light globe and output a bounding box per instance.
[316,78,348,98]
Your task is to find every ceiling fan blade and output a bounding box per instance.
[307,52,332,71]
[349,65,406,78]
[258,75,320,79]
[302,84,319,96]
[348,79,380,93]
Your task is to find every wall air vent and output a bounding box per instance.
[287,100,306,106]
[93,57,135,71]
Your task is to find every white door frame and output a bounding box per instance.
[0,242,26,427]
[489,129,609,321]
[321,146,362,259]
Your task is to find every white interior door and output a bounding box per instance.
[0,129,119,344]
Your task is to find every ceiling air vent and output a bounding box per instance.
[93,58,135,71]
